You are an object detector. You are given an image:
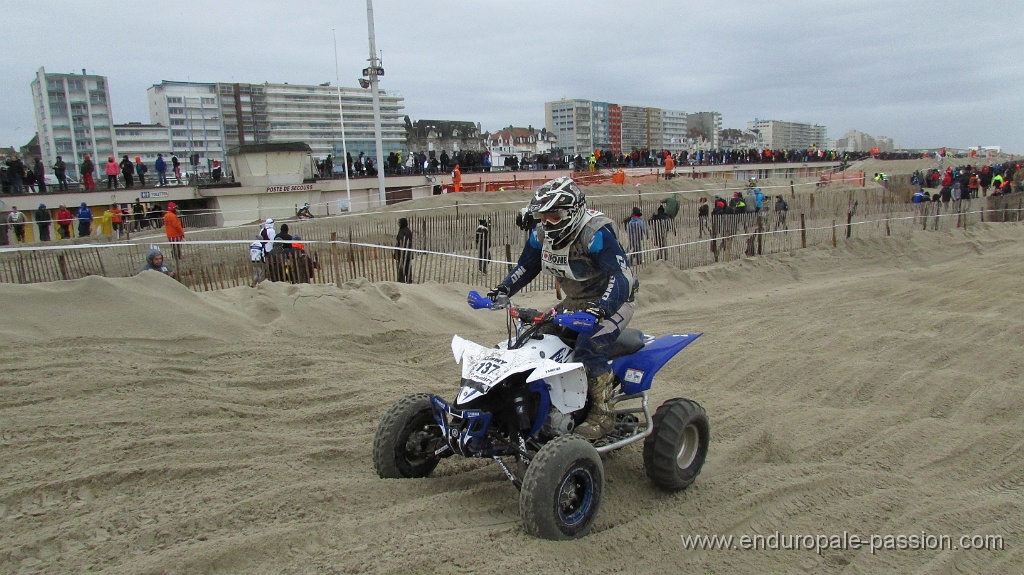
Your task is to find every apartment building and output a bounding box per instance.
[546,98,716,156]
[687,112,722,149]
[213,82,406,160]
[31,67,116,171]
[747,120,827,149]
[662,109,689,152]
[148,82,225,169]
[113,122,173,166]
[835,129,894,153]
[545,99,596,156]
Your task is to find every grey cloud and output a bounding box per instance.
[2,0,1020,153]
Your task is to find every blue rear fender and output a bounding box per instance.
[610,333,702,394]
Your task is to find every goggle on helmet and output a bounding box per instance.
[528,177,586,246]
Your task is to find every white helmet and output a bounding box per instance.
[528,177,586,247]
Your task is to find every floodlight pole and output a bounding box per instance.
[366,0,387,207]
[333,29,352,212]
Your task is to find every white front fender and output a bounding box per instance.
[452,335,489,364]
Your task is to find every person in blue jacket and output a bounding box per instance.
[487,177,638,439]
[155,154,168,187]
[753,187,765,212]
[77,202,93,237]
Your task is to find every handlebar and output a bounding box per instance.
[465,291,597,334]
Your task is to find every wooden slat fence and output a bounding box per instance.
[1,187,1022,292]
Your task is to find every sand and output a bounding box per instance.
[3,190,1024,573]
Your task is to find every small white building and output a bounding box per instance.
[114,122,172,166]
[486,126,557,168]
[148,81,225,171]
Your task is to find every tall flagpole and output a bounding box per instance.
[333,29,352,212]
[366,0,387,206]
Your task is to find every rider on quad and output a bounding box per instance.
[487,176,638,440]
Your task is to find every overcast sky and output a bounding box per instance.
[4,0,1021,153]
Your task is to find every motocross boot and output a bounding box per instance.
[576,372,615,440]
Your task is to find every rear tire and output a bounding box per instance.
[519,435,603,540]
[643,398,709,491]
[373,394,442,479]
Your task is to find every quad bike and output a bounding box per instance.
[372,291,710,540]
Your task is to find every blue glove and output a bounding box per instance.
[553,311,597,334]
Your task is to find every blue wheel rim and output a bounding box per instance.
[557,468,594,527]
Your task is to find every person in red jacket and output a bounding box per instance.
[55,204,73,239]
[163,202,185,260]
[80,155,95,190]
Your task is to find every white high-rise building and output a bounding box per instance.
[158,81,407,163]
[545,99,595,156]
[663,109,689,152]
[31,67,116,172]
[148,81,225,171]
[259,82,405,159]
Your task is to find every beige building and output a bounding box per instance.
[746,120,827,149]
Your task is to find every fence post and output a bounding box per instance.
[847,212,853,238]
[756,214,763,255]
[832,219,837,247]
[790,180,795,198]
[800,214,807,249]
[58,253,69,280]
[95,248,107,277]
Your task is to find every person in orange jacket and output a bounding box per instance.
[452,164,462,192]
[611,168,626,185]
[110,204,124,239]
[163,201,185,260]
[664,153,675,179]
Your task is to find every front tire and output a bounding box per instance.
[519,435,603,540]
[373,394,442,479]
[643,398,709,491]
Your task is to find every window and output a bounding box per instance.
[201,97,215,105]
[168,107,184,115]
[170,118,185,125]
[172,130,186,136]
[167,96,183,104]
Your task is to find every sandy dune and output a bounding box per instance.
[2,218,1023,573]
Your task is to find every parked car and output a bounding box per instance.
[43,174,80,188]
